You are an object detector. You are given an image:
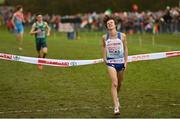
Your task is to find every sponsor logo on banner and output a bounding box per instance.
[166,52,180,57]
[13,55,20,61]
[93,60,102,64]
[0,54,12,60]
[107,58,124,63]
[38,59,69,67]
[131,55,150,61]
[70,62,78,66]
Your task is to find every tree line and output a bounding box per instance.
[4,0,180,15]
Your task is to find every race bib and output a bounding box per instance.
[37,29,46,38]
[106,39,124,58]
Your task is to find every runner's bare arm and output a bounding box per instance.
[122,33,128,68]
[45,22,51,36]
[11,15,16,29]
[30,23,38,35]
[102,35,107,63]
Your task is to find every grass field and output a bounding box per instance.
[0,27,180,118]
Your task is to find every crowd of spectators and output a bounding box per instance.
[0,6,180,34]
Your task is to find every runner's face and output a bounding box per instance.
[107,19,116,30]
[37,15,43,22]
[19,8,23,12]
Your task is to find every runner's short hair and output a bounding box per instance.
[15,5,23,12]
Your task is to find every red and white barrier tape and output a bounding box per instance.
[0,51,180,67]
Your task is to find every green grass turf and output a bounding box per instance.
[0,26,180,118]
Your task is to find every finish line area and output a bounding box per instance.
[0,51,180,67]
[0,31,180,117]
